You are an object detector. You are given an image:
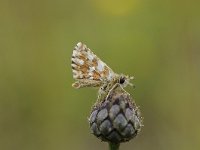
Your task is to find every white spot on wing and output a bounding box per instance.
[97,60,105,72]
[73,74,78,78]
[72,58,84,65]
[72,70,78,74]
[87,51,94,61]
[89,76,94,80]
[79,74,83,78]
[107,71,115,81]
[77,59,84,65]
[77,42,82,48]
[71,64,77,68]
[73,50,79,57]
[89,66,95,72]
[88,72,93,76]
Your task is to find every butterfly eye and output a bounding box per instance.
[119,77,125,84]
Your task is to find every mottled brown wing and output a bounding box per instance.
[71,42,116,82]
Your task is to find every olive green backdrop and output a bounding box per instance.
[0,0,200,150]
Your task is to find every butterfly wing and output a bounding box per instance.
[71,42,116,84]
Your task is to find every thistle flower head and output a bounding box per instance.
[89,83,142,144]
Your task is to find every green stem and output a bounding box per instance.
[109,142,120,150]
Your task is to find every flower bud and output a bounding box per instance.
[89,84,142,143]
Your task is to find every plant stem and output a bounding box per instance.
[109,142,120,150]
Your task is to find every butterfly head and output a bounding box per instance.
[118,74,134,88]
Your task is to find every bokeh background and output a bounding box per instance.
[1,0,200,150]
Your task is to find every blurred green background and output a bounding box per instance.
[0,0,200,150]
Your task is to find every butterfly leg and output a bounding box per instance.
[105,83,129,100]
[96,79,117,102]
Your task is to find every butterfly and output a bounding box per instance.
[71,42,134,101]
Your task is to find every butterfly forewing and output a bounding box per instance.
[71,42,116,82]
